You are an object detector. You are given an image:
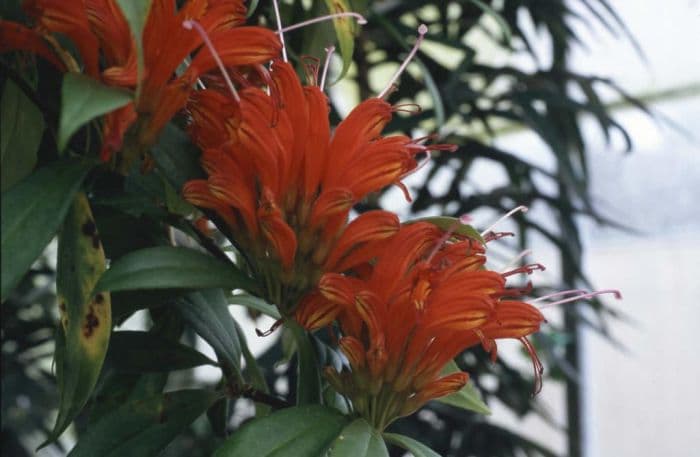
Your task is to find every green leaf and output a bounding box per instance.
[106,330,217,372]
[404,216,485,244]
[287,321,321,405]
[151,122,204,191]
[323,0,358,82]
[383,433,442,457]
[43,192,111,446]
[213,405,349,457]
[68,389,221,457]
[1,159,92,300]
[234,318,271,417]
[115,0,151,96]
[1,79,43,191]
[230,292,281,319]
[58,73,132,152]
[326,419,389,457]
[175,289,243,381]
[469,0,512,44]
[434,360,491,415]
[94,246,256,294]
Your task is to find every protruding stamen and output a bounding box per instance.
[255,318,283,337]
[377,24,429,99]
[277,12,368,34]
[538,289,622,309]
[399,151,431,180]
[500,249,532,273]
[483,231,514,242]
[480,205,528,237]
[183,20,240,102]
[392,103,423,115]
[502,263,546,278]
[530,289,587,304]
[271,0,288,62]
[320,45,336,91]
[520,336,544,395]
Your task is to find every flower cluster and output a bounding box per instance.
[183,58,453,312]
[2,0,620,433]
[1,0,278,163]
[301,222,545,429]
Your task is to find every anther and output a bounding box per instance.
[277,12,368,34]
[271,0,288,62]
[320,45,336,91]
[480,205,528,237]
[501,263,546,278]
[183,20,240,102]
[377,24,429,100]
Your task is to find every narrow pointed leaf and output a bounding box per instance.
[288,321,322,405]
[43,192,111,446]
[94,246,256,294]
[58,73,132,152]
[230,292,281,319]
[234,319,271,417]
[1,159,92,300]
[1,79,43,191]
[176,289,242,380]
[323,0,358,82]
[326,418,389,457]
[68,389,221,457]
[213,405,348,457]
[435,360,491,415]
[115,0,151,92]
[383,433,442,457]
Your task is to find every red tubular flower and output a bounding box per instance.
[183,59,453,312]
[312,222,544,430]
[0,0,279,163]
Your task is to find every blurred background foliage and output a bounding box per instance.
[1,0,644,456]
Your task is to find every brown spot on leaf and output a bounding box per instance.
[95,293,104,304]
[83,307,99,337]
[81,220,96,236]
[59,302,66,312]
[91,234,101,249]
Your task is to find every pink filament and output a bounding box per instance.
[538,289,622,309]
[320,45,336,91]
[480,205,528,237]
[271,0,288,62]
[377,24,429,99]
[530,289,588,304]
[182,20,240,102]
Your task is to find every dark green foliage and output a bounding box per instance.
[0,0,640,455]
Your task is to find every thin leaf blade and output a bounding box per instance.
[213,405,348,457]
[1,159,93,300]
[58,73,132,152]
[435,360,491,415]
[383,433,442,457]
[94,246,256,294]
[1,79,43,191]
[43,192,111,445]
[327,418,389,457]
